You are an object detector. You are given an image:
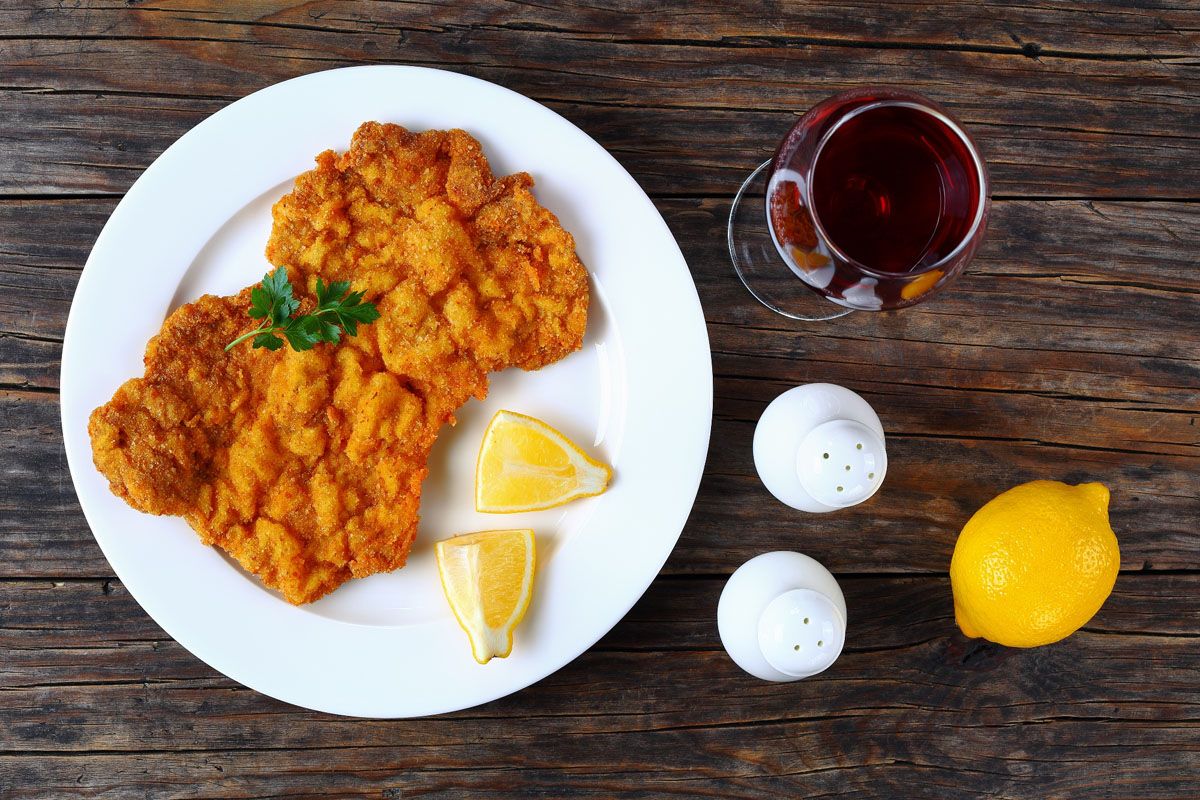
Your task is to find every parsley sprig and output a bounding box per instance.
[225,266,381,352]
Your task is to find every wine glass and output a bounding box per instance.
[728,88,990,321]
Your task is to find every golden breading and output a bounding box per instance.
[89,123,589,604]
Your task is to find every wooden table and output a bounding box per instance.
[3,2,1198,797]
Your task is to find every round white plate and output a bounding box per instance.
[60,66,712,718]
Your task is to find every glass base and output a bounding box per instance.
[728,161,853,322]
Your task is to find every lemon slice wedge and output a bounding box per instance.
[475,410,612,513]
[436,529,536,664]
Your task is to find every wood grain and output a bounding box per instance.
[6,0,1198,56]
[6,94,1200,200]
[1,575,1198,798]
[1,2,1198,198]
[1,1,1198,798]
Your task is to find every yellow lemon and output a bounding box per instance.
[950,480,1119,647]
[436,529,536,664]
[475,410,611,513]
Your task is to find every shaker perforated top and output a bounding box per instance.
[753,383,887,512]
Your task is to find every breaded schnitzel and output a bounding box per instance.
[89,123,589,604]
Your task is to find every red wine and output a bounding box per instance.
[811,104,981,273]
[767,91,988,310]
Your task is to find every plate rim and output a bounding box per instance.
[60,64,713,717]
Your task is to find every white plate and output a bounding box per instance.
[60,66,712,717]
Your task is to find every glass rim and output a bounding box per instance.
[800,98,989,280]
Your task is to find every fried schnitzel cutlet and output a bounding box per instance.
[88,122,589,604]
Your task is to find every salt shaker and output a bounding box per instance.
[753,383,887,512]
[717,551,846,681]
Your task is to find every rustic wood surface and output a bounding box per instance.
[1,2,1198,797]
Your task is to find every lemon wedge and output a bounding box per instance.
[475,410,612,513]
[436,529,536,664]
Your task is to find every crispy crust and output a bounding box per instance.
[89,123,589,604]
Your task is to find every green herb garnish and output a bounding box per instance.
[225,266,381,353]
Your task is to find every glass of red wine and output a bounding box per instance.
[728,88,989,320]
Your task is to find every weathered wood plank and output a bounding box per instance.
[0,576,1196,797]
[0,333,57,391]
[0,198,87,385]
[0,390,106,576]
[0,732,1194,800]
[5,0,1196,57]
[1,2,1197,197]
[4,572,1198,662]
[4,90,1198,200]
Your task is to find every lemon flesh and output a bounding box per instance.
[950,481,1119,648]
[436,529,536,664]
[476,410,611,513]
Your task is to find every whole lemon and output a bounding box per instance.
[950,480,1119,647]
